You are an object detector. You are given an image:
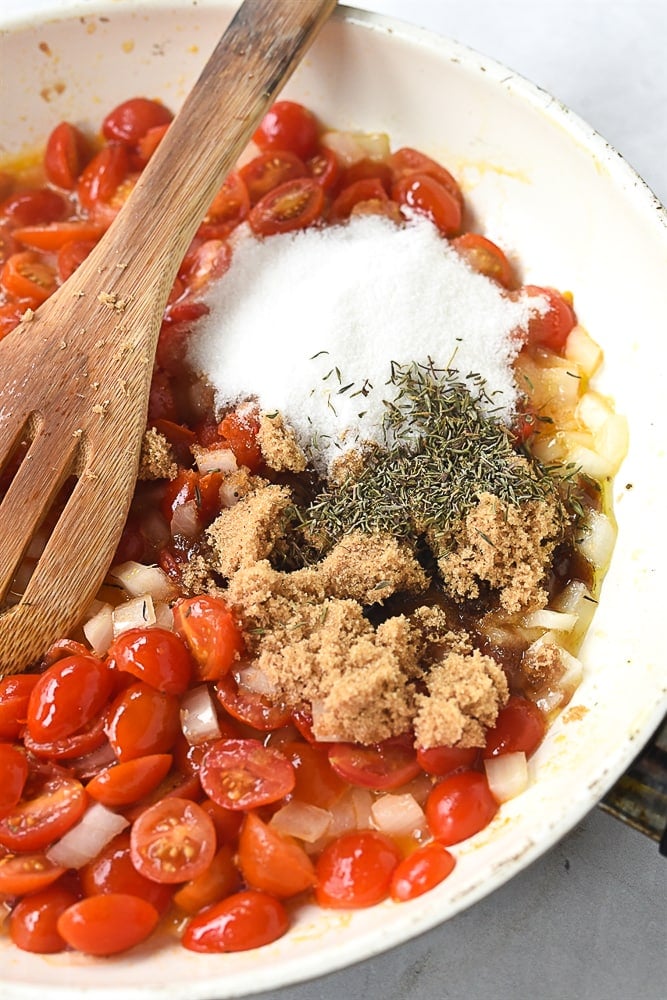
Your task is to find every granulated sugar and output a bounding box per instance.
[188,214,542,470]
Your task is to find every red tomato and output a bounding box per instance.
[426,771,498,846]
[329,177,389,222]
[315,830,401,908]
[0,187,67,226]
[77,143,130,211]
[105,681,181,762]
[10,882,80,954]
[204,171,250,227]
[199,738,295,811]
[161,468,224,529]
[237,812,316,897]
[13,219,104,252]
[0,250,57,305]
[57,893,159,956]
[389,841,456,902]
[182,889,289,953]
[248,177,324,236]
[218,408,263,471]
[0,673,39,739]
[44,121,90,189]
[57,238,97,281]
[389,147,463,207]
[130,797,216,884]
[307,146,340,192]
[173,594,245,681]
[27,654,113,743]
[340,158,393,191]
[179,237,231,293]
[252,101,319,160]
[0,766,87,851]
[23,711,108,761]
[392,173,462,237]
[102,97,173,145]
[524,285,576,353]
[239,150,306,204]
[215,671,292,731]
[483,696,546,759]
[281,741,345,809]
[107,627,193,695]
[173,843,241,914]
[0,852,65,895]
[85,753,173,806]
[451,233,517,290]
[0,300,24,340]
[135,122,170,167]
[199,795,244,844]
[0,742,29,815]
[416,744,479,776]
[80,831,173,912]
[327,734,421,790]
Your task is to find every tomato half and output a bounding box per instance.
[105,681,181,762]
[281,741,345,809]
[182,890,289,953]
[524,285,576,353]
[329,177,389,223]
[327,734,421,790]
[0,766,87,851]
[57,238,97,281]
[173,594,245,681]
[172,843,241,914]
[252,101,319,160]
[10,883,80,954]
[237,812,316,897]
[0,187,67,226]
[85,753,173,807]
[27,654,114,743]
[239,150,306,204]
[415,744,479,776]
[392,173,462,237]
[215,671,292,731]
[130,797,216,884]
[0,251,57,305]
[248,177,324,236]
[199,738,295,810]
[13,220,104,252]
[44,121,91,190]
[426,771,498,846]
[389,841,456,902]
[218,408,263,471]
[0,673,39,739]
[107,627,193,695]
[0,852,65,896]
[57,893,159,956]
[0,742,29,815]
[482,696,546,759]
[315,830,401,908]
[80,831,173,912]
[389,147,463,207]
[102,97,173,145]
[77,143,130,211]
[451,233,517,290]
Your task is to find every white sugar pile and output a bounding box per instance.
[188,214,541,471]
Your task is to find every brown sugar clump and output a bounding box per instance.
[435,492,561,614]
[318,531,429,604]
[206,485,292,579]
[138,427,177,481]
[257,412,307,473]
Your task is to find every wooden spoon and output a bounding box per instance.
[0,0,336,676]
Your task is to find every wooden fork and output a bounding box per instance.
[0,0,336,676]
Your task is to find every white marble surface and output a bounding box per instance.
[257,2,667,999]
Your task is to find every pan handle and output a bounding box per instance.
[600,715,667,855]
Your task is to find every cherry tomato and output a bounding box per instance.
[105,681,181,762]
[80,831,173,912]
[204,171,250,227]
[307,146,340,192]
[182,889,289,953]
[389,841,456,902]
[237,812,316,897]
[415,744,479,776]
[102,97,173,145]
[215,671,292,731]
[161,468,224,529]
[0,852,65,895]
[218,408,263,471]
[179,237,231,293]
[329,177,389,223]
[85,753,173,807]
[426,771,498,846]
[135,122,170,167]
[340,158,393,191]
[451,233,517,289]
[10,882,80,953]
[248,177,324,236]
[483,696,546,758]
[0,187,67,226]
[107,627,193,695]
[239,150,306,204]
[27,654,114,743]
[0,300,24,340]
[281,740,345,809]
[389,147,463,207]
[315,830,401,908]
[1,250,57,305]
[173,843,241,914]
[44,121,91,189]
[57,238,97,281]
[327,734,421,790]
[0,766,87,851]
[392,172,462,237]
[253,101,319,160]
[0,742,29,815]
[173,594,245,681]
[23,711,108,761]
[13,219,104,252]
[524,285,576,353]
[57,893,159,956]
[77,143,130,211]
[199,795,244,844]
[0,673,39,739]
[130,797,216,884]
[199,738,295,811]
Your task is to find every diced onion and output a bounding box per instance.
[564,325,603,377]
[270,800,332,843]
[577,510,617,569]
[325,791,359,837]
[526,633,584,712]
[112,594,156,637]
[521,608,578,632]
[236,664,277,697]
[575,390,614,433]
[370,793,425,838]
[192,445,238,475]
[180,685,222,746]
[484,752,529,802]
[109,561,177,602]
[46,803,129,869]
[593,413,629,476]
[219,480,242,508]
[350,787,373,829]
[170,500,199,540]
[83,601,114,654]
[321,129,390,165]
[155,601,174,632]
[563,440,614,479]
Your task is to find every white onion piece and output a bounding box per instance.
[270,801,332,843]
[521,608,578,632]
[564,325,603,377]
[112,595,156,638]
[350,787,373,830]
[321,129,389,165]
[577,510,616,569]
[370,793,425,838]
[83,601,114,654]
[236,664,277,697]
[170,499,199,540]
[180,685,222,746]
[109,561,177,602]
[46,803,129,869]
[308,699,344,742]
[155,601,174,632]
[326,791,358,837]
[484,752,529,803]
[0,899,12,930]
[192,445,238,475]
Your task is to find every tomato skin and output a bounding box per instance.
[248,177,324,236]
[482,696,546,759]
[315,831,402,909]
[426,771,498,847]
[239,150,306,204]
[327,734,421,791]
[281,741,345,809]
[44,121,90,189]
[9,883,80,953]
[161,468,224,530]
[57,893,159,956]
[329,177,389,223]
[27,654,114,743]
[392,172,462,237]
[204,171,249,227]
[1,250,57,305]
[23,710,108,761]
[307,146,340,192]
[524,285,576,353]
[102,97,173,145]
[237,812,316,897]
[0,742,29,815]
[215,672,292,732]
[173,843,241,914]
[13,220,104,252]
[131,797,216,884]
[389,147,463,207]
[199,738,295,811]
[218,408,263,472]
[389,841,456,902]
[451,233,517,290]
[199,796,243,845]
[0,674,39,739]
[253,101,319,160]
[80,831,173,913]
[105,681,181,762]
[57,237,97,281]
[0,187,67,226]
[107,627,193,695]
[182,889,289,953]
[0,852,65,895]
[415,744,479,777]
[85,753,173,807]
[173,594,245,681]
[77,143,129,211]
[0,767,88,851]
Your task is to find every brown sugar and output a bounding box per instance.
[206,484,292,579]
[257,412,307,473]
[318,531,429,604]
[138,427,177,481]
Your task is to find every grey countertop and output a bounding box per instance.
[257,2,667,998]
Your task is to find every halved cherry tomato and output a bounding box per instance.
[218,407,263,471]
[105,681,181,762]
[173,843,241,914]
[57,893,159,956]
[240,150,306,204]
[161,468,224,529]
[85,753,173,806]
[130,797,216,883]
[199,738,295,810]
[57,238,97,281]
[315,830,401,908]
[483,696,546,759]
[179,238,231,293]
[237,812,316,897]
[107,627,193,695]
[182,889,289,953]
[307,146,340,192]
[199,795,244,844]
[204,171,250,227]
[340,158,393,192]
[0,673,39,739]
[80,831,173,912]
[173,595,245,682]
[248,177,324,236]
[27,654,114,743]
[281,741,345,809]
[327,733,421,790]
[0,742,29,815]
[0,300,25,340]
[415,744,479,776]
[1,250,57,305]
[523,285,576,353]
[0,187,67,226]
[392,172,462,237]
[451,233,517,290]
[215,671,292,731]
[13,219,104,252]
[0,765,87,851]
[389,841,456,901]
[10,882,80,953]
[23,711,108,761]
[426,771,498,846]
[102,97,173,145]
[135,122,171,167]
[0,852,65,896]
[77,143,130,211]
[329,177,388,222]
[44,121,90,190]
[253,101,319,160]
[389,147,463,207]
